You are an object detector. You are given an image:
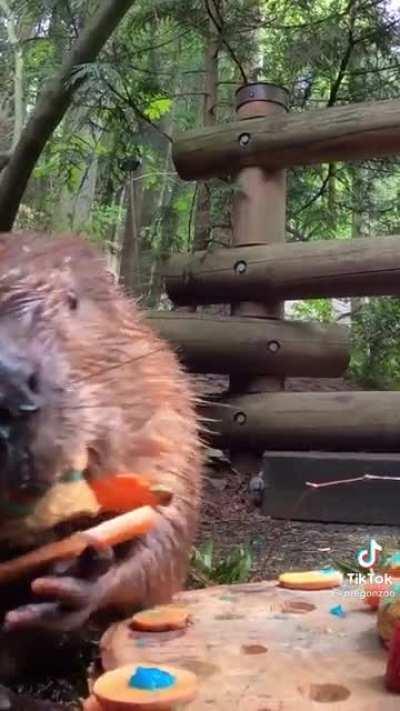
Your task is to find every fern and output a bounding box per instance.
[190,540,253,588]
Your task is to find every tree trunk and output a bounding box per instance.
[0,0,137,230]
[54,108,100,230]
[0,0,26,147]
[193,2,220,253]
[119,175,141,296]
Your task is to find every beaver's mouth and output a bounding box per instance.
[0,427,50,516]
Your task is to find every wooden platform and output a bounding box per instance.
[100,580,399,710]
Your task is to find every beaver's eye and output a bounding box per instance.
[67,291,79,312]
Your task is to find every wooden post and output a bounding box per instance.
[229,82,289,473]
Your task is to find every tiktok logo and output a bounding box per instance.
[356,538,383,569]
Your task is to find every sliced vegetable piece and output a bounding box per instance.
[93,663,198,710]
[278,569,343,591]
[130,605,190,632]
[89,475,172,511]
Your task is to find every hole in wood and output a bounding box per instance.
[308,683,351,703]
[238,132,251,147]
[241,644,268,655]
[282,600,316,614]
[267,340,280,353]
[234,412,247,425]
[234,260,247,274]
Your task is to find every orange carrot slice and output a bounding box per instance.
[89,475,172,512]
[278,570,343,591]
[93,663,198,710]
[130,605,190,632]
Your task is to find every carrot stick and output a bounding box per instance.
[81,506,157,548]
[0,506,157,586]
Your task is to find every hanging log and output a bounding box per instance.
[163,235,400,304]
[173,98,400,181]
[147,312,349,377]
[201,391,400,452]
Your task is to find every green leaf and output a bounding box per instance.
[145,97,172,120]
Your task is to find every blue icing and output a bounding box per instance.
[388,552,400,565]
[319,567,338,575]
[329,605,346,618]
[129,667,176,691]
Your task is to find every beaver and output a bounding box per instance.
[0,231,203,696]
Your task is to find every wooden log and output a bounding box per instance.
[201,391,400,452]
[229,82,288,400]
[163,236,400,304]
[173,98,400,180]
[147,311,349,377]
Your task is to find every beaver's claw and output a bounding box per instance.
[3,546,114,633]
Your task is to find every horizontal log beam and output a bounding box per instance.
[163,235,400,304]
[147,312,349,377]
[202,392,400,452]
[173,98,400,180]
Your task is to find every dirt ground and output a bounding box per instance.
[197,461,400,580]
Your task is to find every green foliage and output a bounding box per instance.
[81,202,123,244]
[2,0,400,378]
[190,540,253,588]
[290,298,335,323]
[350,297,400,388]
[145,96,172,120]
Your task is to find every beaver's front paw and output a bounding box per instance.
[3,546,114,634]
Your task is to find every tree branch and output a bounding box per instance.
[100,76,173,144]
[203,0,247,83]
[0,154,10,172]
[0,0,138,231]
[294,167,334,216]
[327,10,356,107]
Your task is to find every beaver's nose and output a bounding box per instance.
[0,356,41,420]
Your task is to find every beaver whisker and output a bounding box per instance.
[69,346,167,385]
[58,399,221,411]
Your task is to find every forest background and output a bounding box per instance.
[1,0,400,389]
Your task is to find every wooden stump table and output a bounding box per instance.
[100,580,397,710]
